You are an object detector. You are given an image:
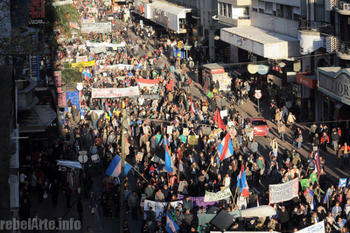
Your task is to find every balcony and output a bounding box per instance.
[336,1,350,15]
[298,20,335,35]
[337,40,350,60]
[218,15,251,27]
[233,0,251,6]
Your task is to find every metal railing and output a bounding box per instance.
[298,19,335,35]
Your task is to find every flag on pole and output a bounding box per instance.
[190,98,196,116]
[165,145,174,174]
[166,211,179,233]
[313,151,321,174]
[213,108,226,130]
[339,178,347,187]
[106,155,132,177]
[218,133,234,161]
[237,165,249,197]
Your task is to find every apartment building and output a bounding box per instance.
[218,0,301,63]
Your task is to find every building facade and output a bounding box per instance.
[298,0,350,122]
[219,0,301,62]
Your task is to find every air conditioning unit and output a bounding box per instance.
[343,3,350,10]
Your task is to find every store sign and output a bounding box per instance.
[248,64,269,75]
[296,73,317,89]
[318,70,350,105]
[29,0,45,25]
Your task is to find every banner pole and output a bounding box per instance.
[131,165,150,183]
[232,186,239,205]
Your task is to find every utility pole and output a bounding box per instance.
[120,108,127,233]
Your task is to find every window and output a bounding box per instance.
[276,4,283,17]
[179,19,185,29]
[219,2,223,16]
[223,3,227,17]
[265,2,273,15]
[284,5,293,19]
[315,0,325,22]
[228,4,232,18]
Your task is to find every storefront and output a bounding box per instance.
[296,72,317,121]
[316,67,350,122]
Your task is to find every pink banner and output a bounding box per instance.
[138,78,159,89]
[91,87,139,98]
[177,194,218,207]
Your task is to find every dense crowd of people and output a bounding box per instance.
[18,1,350,233]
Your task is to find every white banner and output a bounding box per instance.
[269,178,299,204]
[76,56,88,63]
[86,41,126,50]
[204,187,232,202]
[296,221,325,233]
[81,22,112,33]
[91,87,139,98]
[143,200,183,221]
[107,64,132,70]
[53,0,73,7]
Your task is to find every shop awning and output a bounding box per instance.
[19,105,57,133]
[220,26,300,59]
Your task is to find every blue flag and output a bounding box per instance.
[166,211,179,233]
[164,145,174,174]
[106,155,132,177]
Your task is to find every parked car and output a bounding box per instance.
[251,118,269,136]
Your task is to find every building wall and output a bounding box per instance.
[250,11,299,38]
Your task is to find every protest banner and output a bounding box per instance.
[201,126,212,135]
[76,56,88,63]
[107,64,132,70]
[81,17,95,23]
[71,60,96,68]
[143,200,182,221]
[81,22,112,33]
[269,178,299,204]
[142,95,160,100]
[177,194,218,207]
[188,135,199,146]
[241,205,276,218]
[69,22,80,30]
[86,41,126,49]
[138,78,159,89]
[167,126,174,135]
[183,128,189,136]
[296,221,325,233]
[91,86,139,98]
[136,152,144,163]
[204,187,232,202]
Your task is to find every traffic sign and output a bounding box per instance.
[254,90,262,99]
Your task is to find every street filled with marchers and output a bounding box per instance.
[17,1,350,233]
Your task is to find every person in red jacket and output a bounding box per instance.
[320,132,330,151]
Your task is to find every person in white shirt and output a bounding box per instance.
[224,174,231,187]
